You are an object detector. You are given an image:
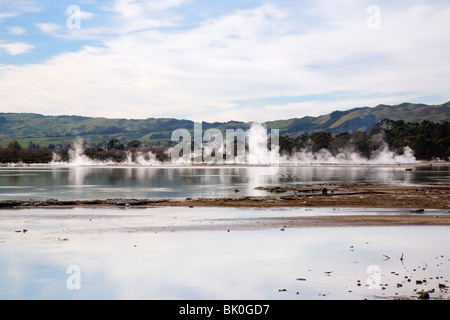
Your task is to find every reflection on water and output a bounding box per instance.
[0,207,449,300]
[0,165,449,200]
[1,165,448,300]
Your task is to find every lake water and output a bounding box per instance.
[0,164,449,200]
[0,164,449,300]
[0,206,449,300]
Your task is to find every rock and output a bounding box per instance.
[83,199,103,204]
[438,283,448,290]
[0,200,22,208]
[322,188,328,194]
[418,291,429,300]
[59,200,77,205]
[105,199,147,206]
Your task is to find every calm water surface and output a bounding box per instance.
[0,165,448,200]
[0,165,449,300]
[0,207,449,300]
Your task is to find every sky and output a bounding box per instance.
[0,0,449,122]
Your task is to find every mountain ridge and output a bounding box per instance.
[0,101,449,147]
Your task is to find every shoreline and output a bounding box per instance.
[2,184,448,209]
[1,184,449,228]
[1,160,449,168]
[156,215,450,232]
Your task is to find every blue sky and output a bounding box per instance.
[0,0,449,122]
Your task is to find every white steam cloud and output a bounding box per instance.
[280,145,417,165]
[51,141,160,166]
[51,123,417,166]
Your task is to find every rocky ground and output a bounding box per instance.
[2,183,448,209]
[1,183,449,227]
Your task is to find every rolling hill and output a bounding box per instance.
[0,101,448,147]
[265,101,450,135]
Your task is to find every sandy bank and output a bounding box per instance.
[1,184,449,228]
[1,184,448,210]
[224,214,450,229]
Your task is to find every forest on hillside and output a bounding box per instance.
[279,119,450,161]
[0,119,449,164]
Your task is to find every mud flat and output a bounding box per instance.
[1,184,449,228]
[1,205,449,300]
[2,183,448,210]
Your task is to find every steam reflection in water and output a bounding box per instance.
[0,165,448,200]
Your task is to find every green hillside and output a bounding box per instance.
[265,101,450,136]
[0,101,448,147]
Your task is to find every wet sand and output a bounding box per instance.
[1,206,449,300]
[152,184,450,210]
[215,214,450,231]
[1,184,449,228]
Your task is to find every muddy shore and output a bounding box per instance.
[1,184,449,227]
[1,183,448,209]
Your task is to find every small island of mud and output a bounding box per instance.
[2,183,449,227]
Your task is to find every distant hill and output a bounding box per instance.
[265,101,450,136]
[0,101,448,147]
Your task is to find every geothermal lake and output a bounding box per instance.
[1,164,449,201]
[0,164,449,300]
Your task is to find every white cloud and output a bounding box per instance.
[75,10,95,20]
[0,2,449,122]
[101,0,189,32]
[64,6,95,20]
[0,0,41,14]
[35,22,61,33]
[83,10,95,20]
[111,0,189,16]
[0,12,19,20]
[8,26,26,35]
[37,1,184,41]
[0,42,33,55]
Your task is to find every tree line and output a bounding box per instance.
[0,141,53,163]
[0,119,449,163]
[279,119,450,161]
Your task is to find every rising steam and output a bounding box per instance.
[51,141,160,166]
[279,144,417,164]
[51,123,417,166]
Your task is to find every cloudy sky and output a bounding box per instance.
[0,0,449,122]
